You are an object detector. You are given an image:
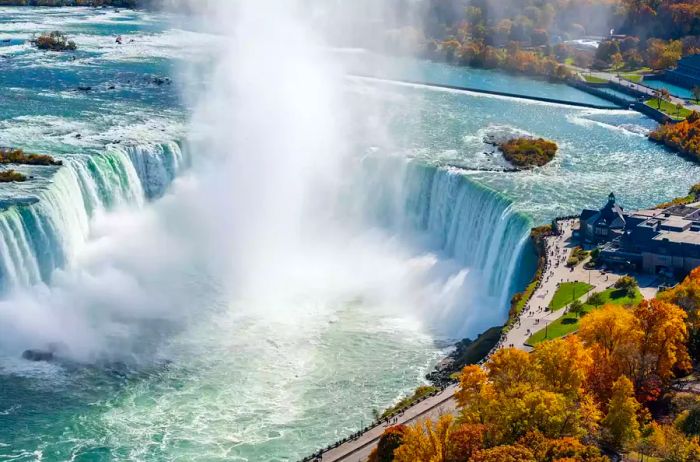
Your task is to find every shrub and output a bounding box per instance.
[0,169,26,182]
[0,148,62,166]
[614,276,638,297]
[680,408,700,436]
[587,292,605,306]
[32,31,77,52]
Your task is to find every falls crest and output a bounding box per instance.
[0,142,187,291]
[355,157,533,331]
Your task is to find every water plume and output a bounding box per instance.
[0,0,529,364]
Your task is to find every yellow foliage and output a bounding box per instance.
[393,414,454,462]
[533,336,592,397]
[601,376,640,451]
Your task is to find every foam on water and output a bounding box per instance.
[2,7,700,462]
[0,140,186,290]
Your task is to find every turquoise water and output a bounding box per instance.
[0,7,699,462]
[643,78,696,100]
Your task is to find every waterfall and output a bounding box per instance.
[354,156,533,330]
[0,141,186,292]
[124,142,189,200]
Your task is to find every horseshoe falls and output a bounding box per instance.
[2,5,700,462]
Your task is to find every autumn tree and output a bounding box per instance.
[601,376,641,451]
[642,422,700,461]
[632,299,690,402]
[579,302,689,404]
[456,345,596,445]
[393,414,453,462]
[658,267,700,359]
[533,336,592,397]
[446,423,485,462]
[614,275,638,297]
[470,444,536,462]
[369,425,407,462]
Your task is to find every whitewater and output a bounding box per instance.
[0,5,700,462]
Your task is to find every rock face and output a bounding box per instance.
[21,349,54,362]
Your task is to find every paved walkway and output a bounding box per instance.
[503,219,621,351]
[305,218,656,462]
[319,385,459,462]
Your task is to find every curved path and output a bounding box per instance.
[502,219,620,350]
[317,385,459,462]
[305,218,656,462]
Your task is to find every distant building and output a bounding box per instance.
[579,193,700,276]
[664,53,700,89]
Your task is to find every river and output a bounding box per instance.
[0,7,698,462]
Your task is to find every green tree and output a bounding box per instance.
[569,299,584,318]
[614,275,638,297]
[587,292,604,307]
[680,408,700,437]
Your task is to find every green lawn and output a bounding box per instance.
[548,281,594,311]
[620,73,643,83]
[528,286,643,345]
[583,74,607,84]
[645,98,693,120]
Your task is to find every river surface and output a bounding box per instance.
[0,8,699,462]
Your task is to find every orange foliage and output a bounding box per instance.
[650,111,700,161]
[578,302,688,404]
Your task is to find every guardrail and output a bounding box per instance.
[299,216,582,462]
[565,80,631,108]
[298,385,452,462]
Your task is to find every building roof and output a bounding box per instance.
[679,54,700,74]
[598,192,626,228]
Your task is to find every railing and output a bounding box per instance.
[300,216,582,462]
[297,385,451,462]
[566,80,631,108]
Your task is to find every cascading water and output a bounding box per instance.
[0,141,186,291]
[353,156,534,334]
[124,141,189,199]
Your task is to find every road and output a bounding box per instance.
[582,69,700,112]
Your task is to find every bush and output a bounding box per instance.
[0,148,62,166]
[566,246,588,267]
[614,276,638,297]
[0,169,26,182]
[32,31,76,52]
[498,137,558,169]
[680,408,700,436]
[380,386,438,419]
[587,292,605,306]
